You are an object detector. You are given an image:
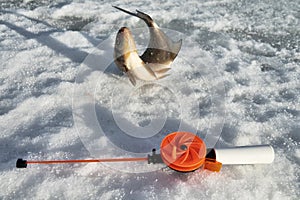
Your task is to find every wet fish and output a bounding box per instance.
[113,6,182,85]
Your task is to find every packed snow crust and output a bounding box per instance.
[0,0,299,199]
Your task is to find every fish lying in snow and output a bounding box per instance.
[113,6,182,85]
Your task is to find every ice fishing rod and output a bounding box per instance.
[16,132,275,173]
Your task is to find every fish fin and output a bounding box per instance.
[127,71,137,86]
[156,68,171,74]
[146,63,170,72]
[154,68,171,79]
[157,73,170,79]
[171,39,182,56]
[131,64,157,81]
[144,64,158,79]
[112,6,156,27]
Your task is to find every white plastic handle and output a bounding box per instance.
[214,145,275,165]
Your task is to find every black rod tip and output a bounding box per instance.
[16,158,27,168]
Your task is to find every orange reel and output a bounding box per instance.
[160,132,222,172]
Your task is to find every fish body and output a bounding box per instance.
[113,6,182,85]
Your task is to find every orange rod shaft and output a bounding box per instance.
[26,157,148,164]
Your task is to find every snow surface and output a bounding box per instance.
[0,0,299,199]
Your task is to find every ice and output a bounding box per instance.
[0,0,299,199]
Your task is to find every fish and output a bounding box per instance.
[113,6,182,85]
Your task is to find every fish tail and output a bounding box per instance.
[135,10,156,27]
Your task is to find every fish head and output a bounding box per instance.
[114,27,138,59]
[114,27,139,73]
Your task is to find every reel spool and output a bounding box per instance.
[160,132,222,172]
